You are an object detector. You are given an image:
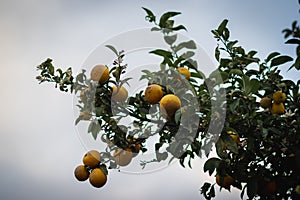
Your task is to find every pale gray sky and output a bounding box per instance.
[0,0,299,200]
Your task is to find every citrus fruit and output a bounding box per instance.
[89,168,107,188]
[144,84,164,104]
[82,150,101,168]
[216,174,234,190]
[80,111,92,120]
[111,85,128,102]
[113,148,133,167]
[271,103,285,115]
[257,180,276,196]
[260,97,272,109]
[227,131,240,144]
[273,91,286,103]
[177,67,191,80]
[90,64,109,83]
[74,165,89,181]
[160,94,181,117]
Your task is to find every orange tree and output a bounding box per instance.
[35,7,300,200]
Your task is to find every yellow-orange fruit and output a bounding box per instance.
[159,94,181,117]
[111,85,128,102]
[74,165,89,181]
[89,168,107,188]
[82,150,101,168]
[271,103,285,115]
[260,97,272,109]
[177,67,191,80]
[144,84,164,104]
[90,65,109,83]
[273,91,286,103]
[113,148,133,167]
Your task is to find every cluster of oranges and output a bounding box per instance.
[74,150,107,188]
[144,67,190,120]
[260,91,286,115]
[90,64,129,102]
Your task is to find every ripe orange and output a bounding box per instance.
[216,174,234,190]
[273,91,286,103]
[90,64,110,83]
[80,111,92,120]
[177,67,191,80]
[113,148,133,167]
[82,150,101,168]
[260,97,272,109]
[89,168,107,188]
[227,131,240,144]
[160,94,181,118]
[271,103,285,115]
[144,84,164,104]
[74,165,89,181]
[111,85,128,102]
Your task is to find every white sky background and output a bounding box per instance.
[0,0,299,200]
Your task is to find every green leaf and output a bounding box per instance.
[172,25,187,31]
[191,71,205,79]
[229,69,243,76]
[285,38,300,44]
[247,179,258,199]
[215,46,220,61]
[203,157,221,175]
[217,19,229,35]
[159,11,181,28]
[222,134,238,154]
[265,52,280,62]
[164,34,177,45]
[105,45,119,56]
[142,7,156,22]
[149,49,173,58]
[175,40,197,52]
[270,55,293,67]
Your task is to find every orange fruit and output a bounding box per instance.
[113,148,133,167]
[227,131,240,144]
[160,94,181,118]
[111,85,128,102]
[144,84,164,104]
[271,103,285,115]
[273,91,286,103]
[89,168,107,188]
[260,97,272,109]
[80,111,92,120]
[74,165,89,181]
[216,174,234,190]
[90,64,109,83]
[82,150,101,168]
[177,67,191,80]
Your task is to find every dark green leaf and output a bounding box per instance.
[172,25,187,31]
[270,55,293,67]
[159,11,181,28]
[215,46,220,61]
[285,38,300,44]
[149,49,173,58]
[247,179,258,199]
[217,19,229,35]
[203,157,221,175]
[266,52,280,62]
[142,7,156,22]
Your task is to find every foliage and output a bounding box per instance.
[35,6,300,199]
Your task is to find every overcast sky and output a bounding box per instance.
[0,0,299,200]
